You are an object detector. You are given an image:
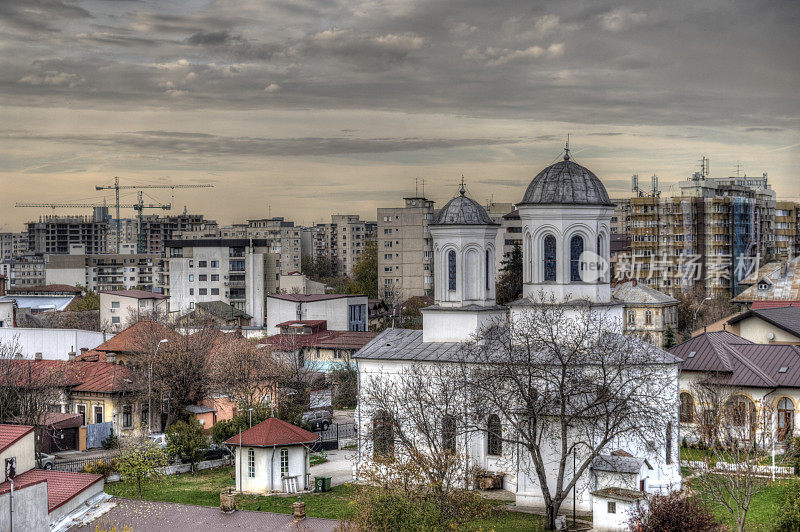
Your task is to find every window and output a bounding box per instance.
[141,404,149,427]
[442,415,457,453]
[199,288,207,295]
[666,422,673,464]
[680,392,694,423]
[199,274,207,281]
[448,250,457,291]
[112,316,121,324]
[189,260,194,268]
[211,288,219,295]
[485,249,491,290]
[570,235,584,281]
[210,260,219,268]
[211,274,219,281]
[76,404,86,425]
[487,414,502,456]
[189,274,194,282]
[94,405,103,424]
[198,261,207,267]
[373,410,394,458]
[189,288,194,295]
[607,501,616,514]
[544,234,557,281]
[627,310,636,325]
[111,301,120,309]
[122,404,132,429]
[248,449,255,478]
[778,397,794,442]
[645,310,653,324]
[280,448,289,476]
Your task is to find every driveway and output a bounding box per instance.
[310,448,356,487]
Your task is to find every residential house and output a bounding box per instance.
[225,417,319,494]
[261,320,376,372]
[279,272,326,295]
[100,290,169,332]
[0,424,105,531]
[733,256,800,309]
[180,300,253,327]
[726,306,800,344]
[671,331,800,443]
[265,294,368,336]
[611,280,679,347]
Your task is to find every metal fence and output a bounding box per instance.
[314,422,357,451]
[54,452,119,473]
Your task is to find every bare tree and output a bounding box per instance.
[210,335,278,411]
[361,363,474,501]
[458,296,676,530]
[689,381,775,532]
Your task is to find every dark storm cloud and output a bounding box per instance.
[5,130,522,158]
[0,0,90,32]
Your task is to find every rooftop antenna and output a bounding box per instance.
[564,134,571,161]
[415,178,419,197]
[651,174,660,197]
[632,173,640,196]
[421,178,425,198]
[735,161,742,178]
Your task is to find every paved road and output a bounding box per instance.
[309,449,356,487]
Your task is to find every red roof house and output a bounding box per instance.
[224,417,319,448]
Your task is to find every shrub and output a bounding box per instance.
[83,458,117,478]
[166,418,206,471]
[628,492,722,532]
[771,482,800,532]
[101,428,119,450]
[116,440,168,499]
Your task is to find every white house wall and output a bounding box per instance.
[233,445,309,493]
[0,328,111,359]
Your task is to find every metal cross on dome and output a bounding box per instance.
[459,175,466,196]
[564,134,571,161]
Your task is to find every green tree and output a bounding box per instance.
[496,243,522,305]
[663,325,677,349]
[116,440,168,498]
[210,405,269,445]
[347,241,378,298]
[73,285,100,311]
[166,418,207,472]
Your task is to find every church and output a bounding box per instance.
[354,148,682,528]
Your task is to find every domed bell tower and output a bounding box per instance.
[422,182,506,342]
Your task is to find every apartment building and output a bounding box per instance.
[492,207,522,273]
[377,196,435,301]
[44,248,164,293]
[106,213,213,254]
[775,201,800,261]
[1,256,46,289]
[309,215,376,277]
[165,238,280,326]
[0,232,29,261]
[27,213,107,255]
[611,199,632,235]
[622,170,776,297]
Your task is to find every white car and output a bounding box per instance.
[147,433,168,447]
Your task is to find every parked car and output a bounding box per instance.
[36,452,55,470]
[302,410,332,431]
[147,433,168,448]
[201,444,231,461]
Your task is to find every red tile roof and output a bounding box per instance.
[42,412,83,429]
[101,289,167,300]
[93,320,175,354]
[224,417,319,447]
[261,329,377,351]
[1,359,137,394]
[0,470,103,512]
[0,424,34,453]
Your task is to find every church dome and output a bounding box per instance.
[520,155,612,206]
[432,186,497,226]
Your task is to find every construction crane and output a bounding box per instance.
[95,177,213,252]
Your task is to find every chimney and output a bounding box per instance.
[80,347,88,355]
[68,351,76,362]
[14,353,22,359]
[35,352,42,360]
[723,323,727,331]
[106,352,116,363]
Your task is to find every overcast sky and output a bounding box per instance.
[1,0,798,230]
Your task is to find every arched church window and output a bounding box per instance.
[544,235,557,282]
[448,250,456,291]
[485,249,491,290]
[442,415,457,453]
[487,414,502,456]
[570,235,584,282]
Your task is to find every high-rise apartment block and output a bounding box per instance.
[164,238,280,326]
[44,247,164,293]
[0,232,29,261]
[622,171,776,297]
[27,213,108,255]
[774,201,800,262]
[377,196,435,301]
[310,215,376,277]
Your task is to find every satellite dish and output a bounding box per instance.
[767,332,775,341]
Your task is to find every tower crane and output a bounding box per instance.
[94,177,213,252]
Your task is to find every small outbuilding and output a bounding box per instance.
[224,417,319,494]
[590,487,647,532]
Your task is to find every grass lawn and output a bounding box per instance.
[689,476,800,531]
[106,467,544,530]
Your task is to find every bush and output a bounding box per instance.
[83,458,118,478]
[101,428,119,450]
[166,418,207,471]
[628,492,722,532]
[343,484,494,531]
[771,482,800,532]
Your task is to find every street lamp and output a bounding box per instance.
[692,297,713,334]
[148,338,168,434]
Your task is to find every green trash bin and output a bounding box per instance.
[314,476,332,492]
